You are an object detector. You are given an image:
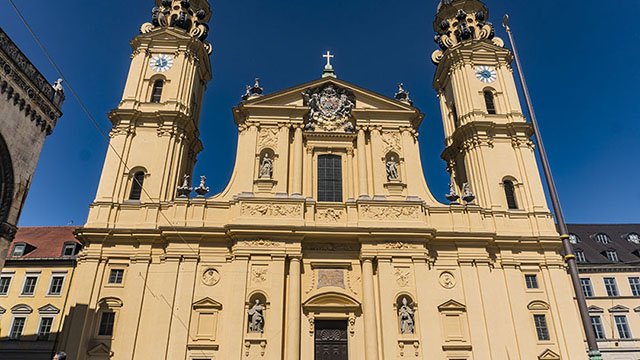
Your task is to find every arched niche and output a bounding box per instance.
[246,292,268,334]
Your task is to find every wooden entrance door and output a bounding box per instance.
[314,320,348,360]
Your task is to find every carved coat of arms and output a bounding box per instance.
[303,84,356,132]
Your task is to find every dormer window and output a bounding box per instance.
[62,242,78,257]
[575,250,586,263]
[11,243,26,257]
[605,250,619,262]
[627,233,640,244]
[595,233,611,244]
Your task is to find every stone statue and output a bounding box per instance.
[176,174,192,198]
[52,79,64,93]
[398,297,415,334]
[386,156,399,181]
[462,182,476,204]
[259,154,273,179]
[194,175,209,197]
[248,299,265,333]
[445,183,460,203]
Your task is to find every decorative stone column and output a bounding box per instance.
[286,257,302,360]
[362,258,379,360]
[346,148,355,200]
[292,126,304,196]
[357,128,368,199]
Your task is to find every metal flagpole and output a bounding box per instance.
[502,14,602,360]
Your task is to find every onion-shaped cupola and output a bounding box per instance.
[141,0,213,53]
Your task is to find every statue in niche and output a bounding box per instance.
[386,156,400,181]
[398,297,415,334]
[248,299,265,333]
[259,153,273,179]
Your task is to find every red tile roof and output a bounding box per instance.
[8,226,80,259]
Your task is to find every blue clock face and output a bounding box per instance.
[475,66,497,83]
[150,54,174,72]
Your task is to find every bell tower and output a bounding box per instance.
[432,0,549,214]
[90,0,212,212]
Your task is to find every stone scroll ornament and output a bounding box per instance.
[141,0,213,54]
[303,84,356,133]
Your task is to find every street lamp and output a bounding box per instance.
[502,14,602,360]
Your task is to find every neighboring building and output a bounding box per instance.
[568,224,640,360]
[0,28,65,270]
[57,1,586,359]
[0,226,79,360]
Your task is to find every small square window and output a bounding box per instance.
[108,269,124,284]
[0,276,11,295]
[98,311,116,336]
[525,275,539,289]
[38,317,54,340]
[11,243,26,257]
[22,276,38,295]
[48,276,65,296]
[62,243,77,257]
[10,317,26,340]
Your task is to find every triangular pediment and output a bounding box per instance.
[193,297,223,310]
[538,349,561,360]
[242,78,419,113]
[38,304,60,314]
[438,299,466,312]
[588,305,604,313]
[609,305,629,313]
[87,343,113,356]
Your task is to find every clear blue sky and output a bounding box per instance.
[1,0,638,226]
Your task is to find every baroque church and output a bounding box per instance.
[59,0,587,359]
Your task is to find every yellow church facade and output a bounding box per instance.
[58,0,588,359]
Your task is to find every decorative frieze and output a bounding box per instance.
[241,203,302,218]
[316,208,345,222]
[394,268,412,287]
[382,132,402,153]
[360,205,421,220]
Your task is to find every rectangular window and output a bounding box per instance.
[604,278,619,297]
[22,276,38,295]
[525,274,539,289]
[48,276,65,295]
[317,155,343,203]
[606,250,619,262]
[615,315,632,339]
[629,277,640,297]
[11,243,26,257]
[575,251,586,263]
[98,312,116,336]
[581,278,594,298]
[10,317,26,340]
[534,314,550,341]
[108,269,124,284]
[0,276,11,295]
[590,316,606,340]
[37,317,54,340]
